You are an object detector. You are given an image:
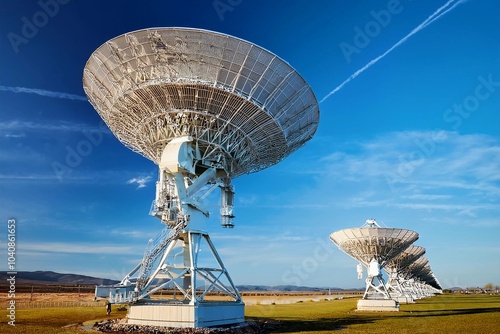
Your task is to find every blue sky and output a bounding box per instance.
[0,0,499,289]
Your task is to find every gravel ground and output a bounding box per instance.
[93,319,274,334]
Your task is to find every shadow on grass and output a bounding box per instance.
[247,307,500,332]
[246,316,377,333]
[401,307,500,317]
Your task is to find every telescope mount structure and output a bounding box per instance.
[330,219,418,311]
[83,27,319,328]
[399,256,442,298]
[384,245,425,304]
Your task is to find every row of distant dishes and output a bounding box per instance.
[330,218,442,304]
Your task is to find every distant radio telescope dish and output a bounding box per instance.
[386,245,426,273]
[400,256,429,280]
[83,27,319,328]
[330,219,418,269]
[421,270,442,291]
[330,219,418,311]
[403,258,442,292]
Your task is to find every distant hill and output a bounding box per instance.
[0,271,359,292]
[0,271,119,286]
[236,284,350,292]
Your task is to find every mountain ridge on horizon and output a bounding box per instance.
[0,270,362,291]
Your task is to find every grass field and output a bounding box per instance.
[246,294,500,333]
[1,293,499,333]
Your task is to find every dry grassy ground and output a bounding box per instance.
[0,291,350,306]
[1,292,498,334]
[1,292,97,304]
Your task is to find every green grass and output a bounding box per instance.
[0,305,127,334]
[246,294,500,333]
[0,294,499,333]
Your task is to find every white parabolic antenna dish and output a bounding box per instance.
[83,27,319,178]
[408,261,440,289]
[400,256,429,280]
[330,227,419,268]
[83,27,320,328]
[385,245,426,272]
[421,270,441,290]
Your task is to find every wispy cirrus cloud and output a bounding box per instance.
[322,131,499,187]
[402,194,453,201]
[0,85,87,101]
[19,242,135,255]
[2,132,26,138]
[0,120,101,133]
[110,228,153,239]
[127,175,153,189]
[229,131,498,233]
[0,170,157,185]
[310,131,500,219]
[0,174,62,180]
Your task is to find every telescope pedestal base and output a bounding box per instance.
[127,302,245,328]
[393,295,414,304]
[357,299,399,312]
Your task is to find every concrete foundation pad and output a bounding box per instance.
[393,296,413,304]
[357,299,399,312]
[127,301,245,328]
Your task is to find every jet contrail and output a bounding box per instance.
[0,85,87,101]
[320,0,467,103]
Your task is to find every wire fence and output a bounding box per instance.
[4,300,107,309]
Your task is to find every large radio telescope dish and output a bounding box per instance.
[83,27,319,177]
[84,27,320,327]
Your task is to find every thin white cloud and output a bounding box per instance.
[276,236,311,242]
[210,234,246,241]
[127,175,153,189]
[0,85,87,101]
[110,228,153,239]
[0,120,101,133]
[471,219,500,228]
[237,194,258,205]
[323,131,499,188]
[0,144,48,164]
[0,174,62,180]
[394,202,495,213]
[20,242,135,255]
[256,203,328,210]
[312,131,500,218]
[232,131,498,226]
[320,0,467,102]
[2,132,26,138]
[402,194,453,201]
[0,170,159,186]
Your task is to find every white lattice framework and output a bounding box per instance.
[403,257,442,295]
[384,245,426,301]
[83,27,319,178]
[396,256,437,298]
